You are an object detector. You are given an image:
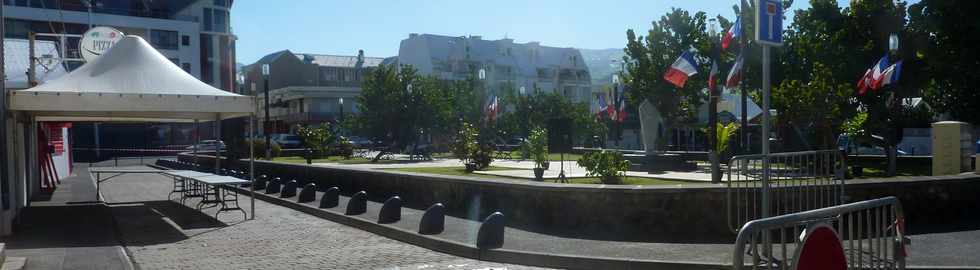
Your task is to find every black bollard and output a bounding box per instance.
[255,175,268,190]
[377,196,402,224]
[345,191,367,215]
[476,212,506,249]
[418,203,445,235]
[265,177,282,194]
[319,187,340,208]
[297,183,317,203]
[280,180,298,198]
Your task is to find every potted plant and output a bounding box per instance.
[577,150,631,184]
[523,127,549,181]
[453,123,479,172]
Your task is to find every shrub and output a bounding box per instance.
[471,142,494,170]
[452,122,479,163]
[330,138,354,159]
[242,139,281,159]
[522,127,549,169]
[577,150,630,184]
[296,124,335,158]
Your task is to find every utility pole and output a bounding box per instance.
[740,0,750,154]
[262,64,271,159]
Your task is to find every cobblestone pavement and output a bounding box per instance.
[99,166,551,270]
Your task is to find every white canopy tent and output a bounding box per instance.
[7,36,257,218]
[10,36,252,121]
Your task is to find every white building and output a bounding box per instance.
[396,33,592,103]
[3,0,237,91]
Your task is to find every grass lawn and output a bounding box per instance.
[383,166,525,179]
[385,166,687,185]
[272,156,394,164]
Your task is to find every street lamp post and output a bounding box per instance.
[262,64,271,159]
[708,19,722,183]
[886,33,900,176]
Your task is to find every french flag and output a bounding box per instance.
[870,55,889,88]
[722,17,742,50]
[664,51,699,88]
[616,95,628,122]
[725,53,744,89]
[876,60,903,89]
[597,94,608,117]
[708,60,719,90]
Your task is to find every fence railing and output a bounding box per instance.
[732,196,907,269]
[727,150,846,233]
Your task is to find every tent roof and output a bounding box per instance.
[10,36,253,122]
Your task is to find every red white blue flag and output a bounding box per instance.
[664,51,699,88]
[725,53,744,89]
[722,17,742,50]
[876,60,903,89]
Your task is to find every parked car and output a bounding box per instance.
[347,136,374,148]
[185,140,226,151]
[271,134,302,149]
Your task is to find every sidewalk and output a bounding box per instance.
[4,161,548,270]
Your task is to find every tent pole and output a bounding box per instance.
[193,119,199,165]
[249,113,255,220]
[214,114,221,174]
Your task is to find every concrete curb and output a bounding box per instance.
[225,185,732,270]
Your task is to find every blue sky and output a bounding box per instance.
[232,0,885,64]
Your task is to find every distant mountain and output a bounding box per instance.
[578,48,626,84]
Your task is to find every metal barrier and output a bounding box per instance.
[727,150,845,233]
[732,196,907,269]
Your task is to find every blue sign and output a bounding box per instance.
[755,0,783,46]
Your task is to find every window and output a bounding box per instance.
[182,35,190,46]
[182,63,191,73]
[150,30,179,50]
[168,58,180,65]
[203,8,213,31]
[213,0,230,7]
[213,9,228,33]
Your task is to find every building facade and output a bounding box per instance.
[243,50,384,133]
[396,33,592,103]
[2,0,236,91]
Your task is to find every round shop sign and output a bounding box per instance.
[80,26,125,62]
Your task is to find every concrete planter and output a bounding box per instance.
[533,168,545,181]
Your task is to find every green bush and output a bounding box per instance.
[452,122,479,163]
[296,124,335,158]
[331,138,354,159]
[522,127,549,169]
[577,150,630,184]
[471,142,494,170]
[242,139,282,159]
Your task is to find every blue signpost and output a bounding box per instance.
[755,0,783,221]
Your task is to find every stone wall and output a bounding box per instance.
[182,153,980,241]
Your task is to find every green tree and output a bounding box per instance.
[496,91,603,145]
[909,0,980,124]
[623,8,713,148]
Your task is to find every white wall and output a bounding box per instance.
[50,127,71,180]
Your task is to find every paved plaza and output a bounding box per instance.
[3,161,550,270]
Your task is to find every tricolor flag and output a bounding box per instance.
[616,94,628,122]
[664,51,699,88]
[722,17,742,50]
[856,55,889,95]
[485,95,499,122]
[876,60,903,89]
[725,53,744,89]
[597,93,608,118]
[870,55,889,87]
[708,60,719,90]
[856,69,873,95]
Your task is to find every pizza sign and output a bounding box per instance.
[80,26,125,62]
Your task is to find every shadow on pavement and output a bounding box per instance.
[4,205,120,249]
[109,200,228,246]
